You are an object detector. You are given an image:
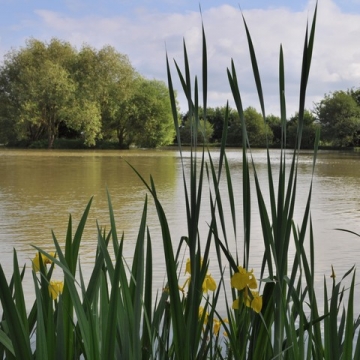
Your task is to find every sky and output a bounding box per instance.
[1,0,360,117]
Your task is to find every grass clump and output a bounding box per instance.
[1,3,360,359]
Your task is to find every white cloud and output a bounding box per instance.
[2,0,360,117]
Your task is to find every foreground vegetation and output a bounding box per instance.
[1,4,360,359]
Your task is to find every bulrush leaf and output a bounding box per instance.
[102,233,123,359]
[12,250,28,334]
[32,270,48,360]
[0,265,32,360]
[343,271,356,359]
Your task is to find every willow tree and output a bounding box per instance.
[0,39,87,148]
[0,40,136,148]
[128,78,175,148]
[75,44,138,147]
[0,38,175,148]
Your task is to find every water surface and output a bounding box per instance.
[0,148,359,313]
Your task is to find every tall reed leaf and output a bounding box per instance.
[0,265,32,359]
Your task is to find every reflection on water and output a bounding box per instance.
[0,148,360,313]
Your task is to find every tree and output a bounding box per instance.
[100,75,175,148]
[266,114,282,146]
[227,107,271,147]
[0,38,102,148]
[348,87,360,107]
[287,110,319,148]
[127,79,175,148]
[75,45,137,147]
[180,106,238,143]
[179,118,214,145]
[0,38,176,148]
[314,91,360,147]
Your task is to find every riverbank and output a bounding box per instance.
[4,138,360,152]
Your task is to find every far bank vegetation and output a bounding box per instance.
[1,38,360,149]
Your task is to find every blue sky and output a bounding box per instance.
[1,0,360,116]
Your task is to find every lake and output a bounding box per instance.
[0,147,360,314]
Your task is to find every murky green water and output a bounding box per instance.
[1,148,360,312]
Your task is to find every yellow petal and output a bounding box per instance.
[42,251,56,265]
[185,258,191,274]
[251,294,263,313]
[213,319,221,335]
[48,281,64,300]
[203,274,217,293]
[32,251,56,272]
[232,298,240,309]
[247,273,258,289]
[243,294,251,308]
[32,253,41,272]
[198,306,209,324]
[231,271,249,290]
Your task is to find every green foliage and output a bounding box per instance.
[78,45,138,148]
[227,106,271,147]
[348,87,360,107]
[287,109,319,148]
[0,39,86,148]
[181,106,238,143]
[0,40,175,149]
[203,106,228,142]
[314,90,360,146]
[127,78,176,148]
[266,114,282,145]
[180,118,214,144]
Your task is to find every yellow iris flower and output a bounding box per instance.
[32,252,56,272]
[231,266,257,290]
[232,289,263,313]
[198,306,209,324]
[231,266,262,313]
[249,291,263,313]
[185,257,204,275]
[48,280,64,300]
[183,259,217,293]
[213,318,221,335]
[213,318,229,336]
[202,274,217,293]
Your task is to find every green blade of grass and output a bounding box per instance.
[32,270,49,360]
[129,196,148,357]
[49,232,97,360]
[0,265,32,360]
[0,329,15,357]
[242,13,265,119]
[343,271,356,359]
[55,297,66,360]
[141,229,153,359]
[12,250,29,334]
[102,235,123,359]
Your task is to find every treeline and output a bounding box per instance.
[1,38,360,150]
[0,38,175,149]
[179,87,360,148]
